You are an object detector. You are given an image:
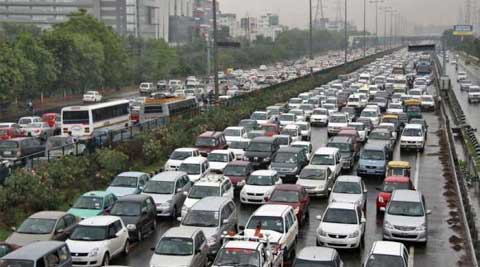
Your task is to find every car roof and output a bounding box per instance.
[82,191,111,197]
[404,123,423,129]
[251,170,277,176]
[163,226,201,239]
[191,196,231,211]
[328,202,357,210]
[117,171,148,178]
[210,150,231,154]
[182,156,207,164]
[296,246,337,261]
[151,171,187,181]
[174,147,198,152]
[313,147,339,154]
[79,215,121,226]
[199,131,223,138]
[252,204,292,217]
[2,241,66,260]
[363,143,385,150]
[385,176,411,183]
[273,184,304,192]
[277,147,304,153]
[29,211,68,219]
[371,241,405,256]
[117,194,151,203]
[251,136,276,143]
[224,240,260,250]
[291,141,311,146]
[195,174,228,185]
[391,189,422,202]
[328,136,352,143]
[225,126,245,130]
[227,160,251,166]
[337,175,362,183]
[303,164,330,171]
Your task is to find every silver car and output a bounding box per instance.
[149,227,209,267]
[293,246,343,267]
[180,196,238,259]
[383,190,430,244]
[142,171,192,218]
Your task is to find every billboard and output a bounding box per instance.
[453,25,473,36]
[408,44,436,52]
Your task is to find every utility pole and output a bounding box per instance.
[344,0,348,63]
[389,10,396,49]
[369,0,384,51]
[381,6,391,50]
[212,0,219,97]
[363,0,366,57]
[309,0,314,59]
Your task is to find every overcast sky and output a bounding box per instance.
[219,0,463,34]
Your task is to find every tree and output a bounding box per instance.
[0,42,23,102]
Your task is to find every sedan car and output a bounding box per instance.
[22,122,54,140]
[106,172,150,197]
[82,90,102,102]
[328,175,367,210]
[266,184,311,224]
[376,176,414,212]
[68,191,117,219]
[293,247,343,267]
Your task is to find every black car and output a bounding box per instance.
[244,136,280,169]
[269,147,309,183]
[0,137,45,164]
[109,194,157,241]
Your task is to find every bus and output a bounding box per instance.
[61,100,130,138]
[132,96,198,123]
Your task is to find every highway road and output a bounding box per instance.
[109,82,472,266]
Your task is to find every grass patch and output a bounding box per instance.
[0,227,11,241]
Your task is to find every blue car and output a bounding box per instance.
[356,144,387,177]
[106,171,150,197]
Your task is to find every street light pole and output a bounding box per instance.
[344,0,348,63]
[363,0,366,57]
[369,0,384,50]
[389,10,396,49]
[309,0,314,60]
[380,6,390,50]
[212,0,219,97]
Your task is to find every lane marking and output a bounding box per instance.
[409,245,415,267]
[414,152,420,189]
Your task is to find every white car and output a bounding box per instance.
[288,98,302,109]
[323,103,337,114]
[295,121,311,141]
[327,113,349,136]
[181,174,234,217]
[291,141,313,160]
[347,94,361,109]
[251,111,272,125]
[278,113,297,126]
[67,216,129,266]
[421,95,435,111]
[348,122,367,142]
[328,175,367,209]
[223,126,247,145]
[315,202,366,249]
[364,241,410,267]
[387,102,403,114]
[378,122,397,139]
[207,150,235,173]
[280,124,302,142]
[468,85,480,103]
[164,148,201,171]
[240,170,281,204]
[179,156,210,182]
[310,147,342,178]
[18,116,42,128]
[22,122,54,140]
[400,124,426,152]
[310,108,329,126]
[244,204,299,260]
[290,109,306,122]
[82,91,102,102]
[359,108,380,126]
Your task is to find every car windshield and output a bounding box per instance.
[366,254,405,267]
[230,141,249,150]
[16,218,56,234]
[273,152,298,164]
[0,260,34,267]
[110,201,141,216]
[224,129,241,137]
[300,105,313,111]
[246,216,284,233]
[155,237,193,256]
[403,128,422,137]
[276,136,289,145]
[361,149,385,160]
[262,125,277,133]
[247,131,265,139]
[215,248,260,267]
[280,114,295,121]
[369,131,390,140]
[333,181,361,194]
[270,190,300,202]
[69,225,107,241]
[170,151,192,160]
[224,165,247,176]
[143,180,174,194]
[251,113,267,120]
[294,258,337,267]
[110,176,138,188]
[247,142,272,152]
[383,182,411,192]
[179,163,201,175]
[72,196,103,210]
[247,175,274,186]
[239,120,256,129]
[47,137,70,148]
[208,153,229,162]
[182,210,219,227]
[388,200,424,217]
[470,88,480,93]
[281,128,298,137]
[313,109,327,115]
[311,154,335,165]
[330,116,347,123]
[195,137,216,147]
[389,104,402,109]
[328,142,351,152]
[0,141,18,149]
[361,111,377,117]
[349,97,360,102]
[188,185,220,199]
[406,106,421,112]
[299,168,327,180]
[322,208,358,224]
[290,99,302,104]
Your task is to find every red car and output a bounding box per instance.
[260,123,280,137]
[266,184,310,224]
[223,160,254,189]
[0,123,23,140]
[195,131,228,156]
[376,176,415,212]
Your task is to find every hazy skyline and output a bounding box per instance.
[219,0,464,34]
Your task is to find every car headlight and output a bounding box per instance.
[384,221,394,230]
[317,228,327,236]
[207,236,217,246]
[263,157,271,162]
[89,247,100,257]
[348,230,360,238]
[416,223,426,231]
[126,224,136,231]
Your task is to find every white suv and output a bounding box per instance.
[400,124,426,152]
[243,204,299,260]
[182,174,234,217]
[315,202,366,250]
[164,148,201,171]
[327,113,349,136]
[82,91,102,103]
[207,150,236,173]
[67,216,129,266]
[310,147,342,178]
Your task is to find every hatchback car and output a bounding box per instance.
[383,190,430,244]
[7,211,78,247]
[149,227,208,267]
[68,191,117,219]
[294,247,343,267]
[109,194,157,241]
[0,137,45,163]
[266,184,310,224]
[376,176,414,212]
[240,170,281,204]
[142,171,191,218]
[106,172,150,197]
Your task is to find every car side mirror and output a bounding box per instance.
[183,191,189,196]
[426,209,432,215]
[222,219,229,225]
[315,215,322,220]
[328,187,332,191]
[195,248,202,254]
[56,229,64,234]
[364,189,368,193]
[176,188,183,193]
[177,217,182,222]
[11,226,16,232]
[361,218,366,223]
[239,225,245,231]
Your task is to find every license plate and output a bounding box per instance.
[3,151,11,156]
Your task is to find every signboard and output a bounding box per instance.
[408,44,436,52]
[453,25,474,36]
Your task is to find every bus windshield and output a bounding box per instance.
[62,111,89,124]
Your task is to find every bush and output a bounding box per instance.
[95,149,129,183]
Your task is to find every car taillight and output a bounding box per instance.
[84,127,90,133]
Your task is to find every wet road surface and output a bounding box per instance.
[111,84,469,267]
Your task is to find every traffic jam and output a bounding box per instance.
[0,48,450,267]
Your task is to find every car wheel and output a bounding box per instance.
[102,253,110,266]
[123,240,130,255]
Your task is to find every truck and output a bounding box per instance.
[212,234,284,267]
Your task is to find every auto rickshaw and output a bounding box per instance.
[382,114,400,132]
[404,99,422,119]
[386,161,411,178]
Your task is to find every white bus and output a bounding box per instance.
[61,100,130,138]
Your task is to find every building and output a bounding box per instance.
[218,13,238,38]
[256,13,282,41]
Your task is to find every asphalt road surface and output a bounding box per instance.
[111,83,470,267]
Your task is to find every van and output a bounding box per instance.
[357,144,388,177]
[195,131,228,156]
[310,147,342,178]
[0,241,72,267]
[139,82,155,95]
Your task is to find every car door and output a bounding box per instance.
[357,205,366,234]
[53,217,67,241]
[63,214,77,238]
[173,177,185,208]
[110,220,126,256]
[138,200,151,236]
[283,213,293,250]
[193,231,208,267]
[300,188,310,214]
[220,204,233,234]
[222,180,234,199]
[103,194,116,214]
[334,152,342,176]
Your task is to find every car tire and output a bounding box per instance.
[123,240,130,255]
[102,253,110,266]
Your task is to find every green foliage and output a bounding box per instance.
[0,42,23,102]
[95,149,129,182]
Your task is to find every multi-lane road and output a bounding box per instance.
[110,77,472,266]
